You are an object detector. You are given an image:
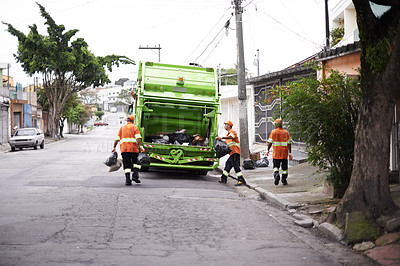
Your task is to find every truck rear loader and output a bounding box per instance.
[134,62,220,174]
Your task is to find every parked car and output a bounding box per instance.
[9,128,45,151]
[94,121,109,126]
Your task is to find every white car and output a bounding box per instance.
[9,128,45,151]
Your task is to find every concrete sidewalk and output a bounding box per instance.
[215,142,400,266]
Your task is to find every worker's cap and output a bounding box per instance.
[224,121,233,127]
[274,119,283,127]
[127,115,135,122]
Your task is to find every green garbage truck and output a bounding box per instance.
[134,61,220,174]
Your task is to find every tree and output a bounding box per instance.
[220,68,238,85]
[95,111,104,120]
[220,66,251,85]
[272,69,361,198]
[68,103,91,134]
[335,1,400,226]
[61,93,82,137]
[2,3,135,139]
[79,88,99,105]
[114,88,135,108]
[330,27,344,46]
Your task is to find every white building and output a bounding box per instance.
[88,83,135,112]
[219,85,255,148]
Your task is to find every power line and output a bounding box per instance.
[184,12,228,63]
[194,15,233,63]
[256,6,323,49]
[200,30,226,65]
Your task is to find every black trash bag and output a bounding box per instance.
[104,151,118,167]
[255,157,269,167]
[169,133,192,144]
[214,139,231,158]
[243,159,256,170]
[138,153,151,165]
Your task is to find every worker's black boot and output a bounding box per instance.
[125,173,132,186]
[235,177,246,186]
[274,171,280,186]
[282,174,288,186]
[219,174,227,183]
[132,170,141,183]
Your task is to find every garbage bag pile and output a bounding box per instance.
[145,129,208,146]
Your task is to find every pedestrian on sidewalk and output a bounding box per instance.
[112,115,146,186]
[267,119,293,186]
[217,121,246,186]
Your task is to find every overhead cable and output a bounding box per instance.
[256,6,323,49]
[184,12,229,64]
[194,15,233,63]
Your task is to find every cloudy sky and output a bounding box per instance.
[1,0,327,87]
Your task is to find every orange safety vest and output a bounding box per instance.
[116,122,142,153]
[268,127,292,159]
[225,129,241,155]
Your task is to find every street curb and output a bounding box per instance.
[319,222,345,242]
[249,183,292,209]
[215,165,345,244]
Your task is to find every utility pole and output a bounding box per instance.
[254,49,260,76]
[234,0,250,160]
[139,44,161,62]
[325,0,330,49]
[7,63,10,90]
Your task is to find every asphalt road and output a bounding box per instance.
[0,119,374,266]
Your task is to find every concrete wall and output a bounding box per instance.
[325,52,361,75]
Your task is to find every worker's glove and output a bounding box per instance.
[289,154,293,160]
[266,151,269,157]
[140,146,146,153]
[216,136,221,140]
[111,148,116,153]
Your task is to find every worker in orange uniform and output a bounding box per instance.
[267,119,293,186]
[217,121,246,186]
[112,115,146,186]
